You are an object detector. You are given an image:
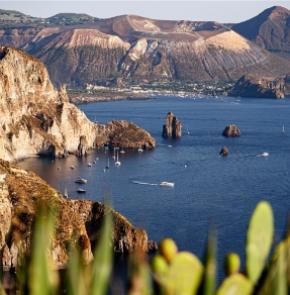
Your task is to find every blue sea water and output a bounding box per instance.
[18,96,290,272]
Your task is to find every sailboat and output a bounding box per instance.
[105,157,110,170]
[64,187,68,198]
[282,124,285,133]
[115,150,121,167]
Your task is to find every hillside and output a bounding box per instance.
[233,6,290,57]
[0,9,289,88]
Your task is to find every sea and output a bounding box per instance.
[18,95,290,274]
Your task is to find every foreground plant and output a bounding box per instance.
[1,200,290,295]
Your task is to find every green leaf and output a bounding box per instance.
[246,201,274,284]
[28,206,58,295]
[90,209,113,295]
[203,229,217,295]
[67,244,87,295]
[257,241,288,295]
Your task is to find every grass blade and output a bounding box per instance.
[90,208,113,295]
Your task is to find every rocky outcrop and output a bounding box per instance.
[0,159,154,271]
[105,120,155,149]
[0,47,155,162]
[162,112,182,139]
[222,124,241,137]
[230,74,286,99]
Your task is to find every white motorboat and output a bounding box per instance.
[75,178,88,184]
[87,162,92,167]
[77,188,86,193]
[138,148,144,153]
[159,181,175,188]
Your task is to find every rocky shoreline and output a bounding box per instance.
[0,46,157,271]
[0,160,156,271]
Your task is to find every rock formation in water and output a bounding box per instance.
[0,47,155,162]
[222,124,241,137]
[219,146,229,157]
[162,112,182,139]
[0,10,290,87]
[0,159,155,271]
[230,74,286,99]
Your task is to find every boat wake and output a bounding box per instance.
[132,180,175,187]
[256,152,269,158]
[132,180,158,186]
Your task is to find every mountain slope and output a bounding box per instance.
[0,9,290,87]
[233,6,290,57]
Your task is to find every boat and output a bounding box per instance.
[75,178,87,184]
[138,147,144,153]
[120,149,126,154]
[87,162,92,167]
[282,124,285,133]
[159,181,175,188]
[77,188,86,193]
[105,157,110,170]
[64,188,68,198]
[115,150,121,167]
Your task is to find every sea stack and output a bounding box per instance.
[222,124,241,137]
[162,112,182,139]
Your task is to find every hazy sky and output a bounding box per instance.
[0,1,290,23]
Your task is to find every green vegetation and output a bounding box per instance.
[1,200,290,294]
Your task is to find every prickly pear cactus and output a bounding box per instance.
[217,274,253,295]
[163,251,203,295]
[152,251,203,295]
[246,201,274,284]
[225,252,241,276]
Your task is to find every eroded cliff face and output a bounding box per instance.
[0,47,155,162]
[0,160,152,271]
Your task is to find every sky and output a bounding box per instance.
[0,1,289,23]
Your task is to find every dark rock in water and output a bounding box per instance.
[230,74,285,99]
[223,124,241,137]
[162,112,182,139]
[219,146,229,156]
